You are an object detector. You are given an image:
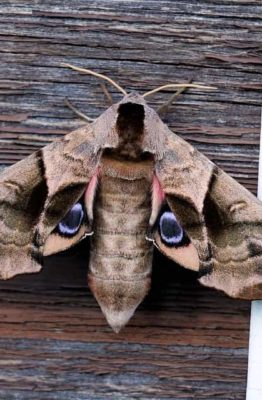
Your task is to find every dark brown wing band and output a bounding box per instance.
[0,124,100,279]
[156,128,262,300]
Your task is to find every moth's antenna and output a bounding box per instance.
[64,98,94,122]
[143,83,217,98]
[61,63,127,96]
[157,79,193,115]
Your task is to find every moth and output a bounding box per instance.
[1,65,262,333]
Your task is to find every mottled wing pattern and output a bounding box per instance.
[0,123,102,279]
[156,127,262,300]
[0,150,49,279]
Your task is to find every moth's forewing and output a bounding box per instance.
[156,125,262,299]
[0,124,100,279]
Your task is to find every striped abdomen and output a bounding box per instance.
[88,156,154,332]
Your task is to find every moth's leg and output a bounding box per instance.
[64,98,94,122]
[64,82,113,122]
[100,82,113,106]
[157,78,193,117]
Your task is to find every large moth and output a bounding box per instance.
[1,67,262,333]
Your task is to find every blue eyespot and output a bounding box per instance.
[159,211,184,246]
[57,203,84,236]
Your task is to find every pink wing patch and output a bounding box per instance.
[150,175,200,271]
[150,174,165,227]
[84,168,99,225]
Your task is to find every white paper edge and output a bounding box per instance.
[246,109,262,399]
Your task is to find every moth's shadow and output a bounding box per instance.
[48,238,199,309]
[0,238,198,307]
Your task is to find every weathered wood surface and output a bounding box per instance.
[0,247,250,399]
[0,0,261,398]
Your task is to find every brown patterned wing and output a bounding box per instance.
[0,123,102,279]
[156,127,262,300]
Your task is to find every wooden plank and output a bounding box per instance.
[0,247,250,399]
[0,0,261,398]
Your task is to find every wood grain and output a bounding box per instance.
[0,245,250,399]
[0,0,261,398]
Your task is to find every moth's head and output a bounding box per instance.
[117,93,146,133]
[92,90,167,161]
[112,93,147,160]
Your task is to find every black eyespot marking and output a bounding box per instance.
[159,211,184,246]
[57,203,84,237]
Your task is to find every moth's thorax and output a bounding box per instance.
[115,102,145,160]
[88,154,154,332]
[91,92,167,160]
